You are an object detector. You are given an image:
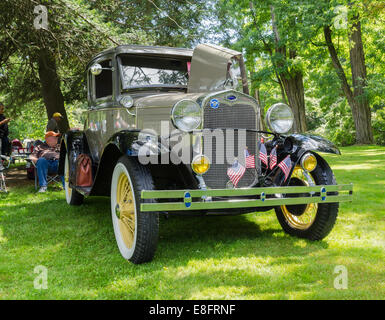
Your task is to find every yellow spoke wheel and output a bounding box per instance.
[116,173,136,249]
[65,158,72,196]
[111,157,159,264]
[275,157,339,241]
[280,166,317,230]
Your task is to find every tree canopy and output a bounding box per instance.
[0,0,384,145]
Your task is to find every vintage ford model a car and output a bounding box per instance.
[59,44,353,264]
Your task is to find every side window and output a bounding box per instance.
[94,60,113,99]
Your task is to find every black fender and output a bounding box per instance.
[272,134,340,186]
[106,129,171,157]
[89,130,174,196]
[89,130,198,196]
[88,130,141,196]
[288,134,341,155]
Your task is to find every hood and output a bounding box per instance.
[187,44,242,93]
[134,92,205,109]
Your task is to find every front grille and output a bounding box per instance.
[202,97,259,189]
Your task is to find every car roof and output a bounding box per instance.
[87,45,193,67]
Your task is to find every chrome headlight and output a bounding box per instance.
[120,95,134,108]
[266,103,294,134]
[171,99,202,132]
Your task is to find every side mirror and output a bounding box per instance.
[90,63,103,76]
[90,63,114,76]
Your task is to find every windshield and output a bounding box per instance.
[119,54,190,89]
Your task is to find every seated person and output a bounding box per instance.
[29,131,64,193]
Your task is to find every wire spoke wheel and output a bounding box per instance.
[275,157,339,241]
[281,166,317,230]
[116,173,136,249]
[65,156,72,198]
[111,156,159,264]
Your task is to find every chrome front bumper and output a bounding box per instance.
[140,184,353,212]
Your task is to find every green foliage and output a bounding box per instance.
[0,0,209,134]
[7,101,47,141]
[212,0,385,146]
[1,0,384,146]
[86,0,210,47]
[372,108,385,146]
[6,100,87,141]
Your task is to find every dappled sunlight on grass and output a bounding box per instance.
[332,163,384,171]
[0,227,7,244]
[190,286,250,300]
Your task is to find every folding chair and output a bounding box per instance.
[0,155,8,193]
[0,171,6,193]
[27,159,62,190]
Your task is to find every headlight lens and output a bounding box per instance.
[171,99,201,132]
[301,153,317,172]
[191,155,210,175]
[266,103,294,134]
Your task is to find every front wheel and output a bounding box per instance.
[275,158,339,240]
[111,156,159,264]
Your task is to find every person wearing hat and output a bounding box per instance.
[0,102,11,171]
[46,112,63,134]
[29,131,64,193]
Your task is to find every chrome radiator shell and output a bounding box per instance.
[201,91,260,189]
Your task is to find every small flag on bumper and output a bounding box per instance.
[227,160,246,187]
[259,143,268,167]
[244,148,255,169]
[270,146,277,170]
[278,155,292,182]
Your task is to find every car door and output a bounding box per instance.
[85,58,115,163]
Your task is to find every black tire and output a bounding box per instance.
[64,154,84,205]
[111,156,159,264]
[275,158,339,241]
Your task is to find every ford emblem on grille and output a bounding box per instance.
[226,94,237,102]
[210,98,219,109]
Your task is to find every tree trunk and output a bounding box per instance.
[280,70,307,132]
[324,25,373,144]
[277,74,288,105]
[37,48,69,133]
[349,17,373,144]
[271,6,307,133]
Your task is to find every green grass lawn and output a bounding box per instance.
[0,145,384,300]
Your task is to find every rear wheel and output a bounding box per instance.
[111,156,159,264]
[64,154,84,205]
[275,161,339,240]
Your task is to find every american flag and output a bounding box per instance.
[244,148,255,169]
[227,160,246,187]
[270,146,278,170]
[278,155,292,182]
[259,142,268,167]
